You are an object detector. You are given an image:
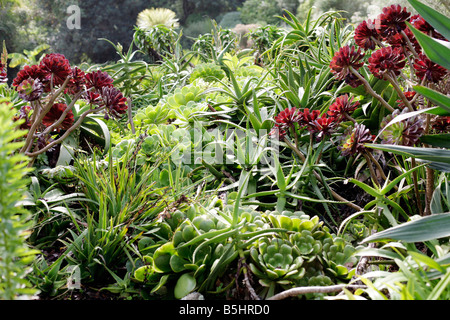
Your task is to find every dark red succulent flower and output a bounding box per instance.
[397,91,416,108]
[83,91,102,105]
[66,67,86,95]
[12,65,45,87]
[375,5,411,38]
[101,86,128,118]
[327,94,360,121]
[431,116,450,132]
[354,20,382,50]
[270,125,287,140]
[339,123,375,156]
[308,115,337,141]
[330,46,365,87]
[42,103,74,131]
[39,53,72,88]
[299,108,320,126]
[414,53,448,83]
[274,107,302,129]
[85,70,114,91]
[410,14,446,41]
[17,77,44,102]
[368,46,406,79]
[386,27,421,53]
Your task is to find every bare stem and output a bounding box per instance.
[363,152,380,187]
[127,98,136,135]
[267,284,367,300]
[384,72,414,112]
[20,77,71,154]
[349,67,394,113]
[366,151,388,182]
[25,106,105,157]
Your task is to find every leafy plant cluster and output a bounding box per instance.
[0,0,449,301]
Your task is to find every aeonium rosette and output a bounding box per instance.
[10,52,128,160]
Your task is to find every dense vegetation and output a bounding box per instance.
[0,0,449,301]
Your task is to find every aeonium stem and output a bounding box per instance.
[349,66,395,113]
[20,77,71,154]
[39,91,83,137]
[400,30,419,59]
[383,72,414,112]
[25,106,105,158]
[363,152,380,187]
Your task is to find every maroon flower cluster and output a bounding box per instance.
[432,116,450,133]
[329,46,365,88]
[12,53,128,124]
[337,5,449,89]
[368,46,406,79]
[272,95,361,142]
[414,53,448,83]
[327,94,360,122]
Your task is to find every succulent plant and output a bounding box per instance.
[379,108,424,146]
[249,237,305,298]
[133,104,171,129]
[189,63,226,83]
[164,85,204,110]
[321,236,358,279]
[290,229,323,258]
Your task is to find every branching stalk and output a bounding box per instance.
[267,284,367,300]
[349,67,394,113]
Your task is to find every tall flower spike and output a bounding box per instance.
[327,94,360,122]
[354,20,381,51]
[0,62,7,83]
[375,4,411,38]
[414,53,448,83]
[368,46,406,79]
[339,123,375,156]
[330,46,365,87]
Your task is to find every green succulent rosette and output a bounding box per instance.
[249,238,305,297]
[189,63,226,83]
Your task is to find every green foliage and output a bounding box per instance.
[0,103,38,299]
[240,0,283,25]
[189,62,226,83]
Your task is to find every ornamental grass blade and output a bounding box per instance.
[366,144,450,165]
[362,212,450,243]
[407,23,450,70]
[413,85,450,114]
